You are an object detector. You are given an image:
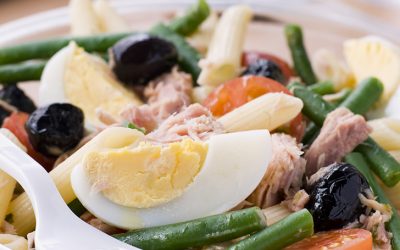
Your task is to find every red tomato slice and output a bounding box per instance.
[284,229,373,250]
[203,76,305,140]
[242,51,295,84]
[2,112,54,171]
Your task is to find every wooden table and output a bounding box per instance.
[0,0,68,25]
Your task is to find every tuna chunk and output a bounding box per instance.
[80,212,124,235]
[358,193,393,249]
[305,107,371,176]
[247,133,306,208]
[282,189,310,212]
[146,103,224,143]
[121,67,193,132]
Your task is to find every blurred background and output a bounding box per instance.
[1,0,400,28]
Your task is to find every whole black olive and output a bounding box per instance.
[26,103,84,157]
[242,59,285,84]
[0,85,36,114]
[109,33,178,85]
[306,162,370,231]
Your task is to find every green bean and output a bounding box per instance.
[301,88,351,145]
[289,82,334,126]
[339,77,384,114]
[227,209,313,250]
[356,138,400,187]
[169,0,210,36]
[291,81,400,187]
[302,122,320,145]
[67,198,86,217]
[345,153,400,250]
[0,61,46,83]
[150,24,201,81]
[329,88,352,106]
[114,207,266,250]
[0,33,131,65]
[308,81,334,95]
[285,24,317,85]
[0,27,201,82]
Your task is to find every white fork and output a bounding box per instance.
[0,134,140,250]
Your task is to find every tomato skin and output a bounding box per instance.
[203,76,305,140]
[284,229,373,250]
[2,112,54,171]
[242,51,295,83]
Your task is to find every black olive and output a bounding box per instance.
[306,162,370,231]
[109,33,178,85]
[242,59,285,84]
[26,103,84,157]
[0,107,10,126]
[0,85,36,114]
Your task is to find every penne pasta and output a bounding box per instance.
[94,0,130,33]
[0,129,26,225]
[187,11,219,54]
[9,127,144,236]
[197,5,252,87]
[368,118,400,151]
[0,172,15,225]
[262,204,292,226]
[69,0,101,36]
[191,85,214,104]
[217,93,303,133]
[0,234,27,250]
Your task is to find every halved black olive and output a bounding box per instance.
[26,103,84,157]
[306,162,370,231]
[242,59,286,84]
[0,85,36,114]
[109,33,178,85]
[0,85,37,125]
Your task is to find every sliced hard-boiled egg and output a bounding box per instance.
[39,42,142,129]
[344,36,400,102]
[312,49,355,91]
[71,130,272,229]
[85,138,209,208]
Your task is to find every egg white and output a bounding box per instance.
[71,130,272,229]
[39,46,71,107]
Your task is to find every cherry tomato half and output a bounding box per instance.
[2,112,54,171]
[242,51,295,83]
[284,229,373,250]
[203,76,305,140]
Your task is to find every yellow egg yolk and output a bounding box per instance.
[84,139,208,208]
[64,44,141,126]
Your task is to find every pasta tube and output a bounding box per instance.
[368,118,400,151]
[69,0,101,35]
[0,234,27,250]
[188,11,219,54]
[0,129,26,225]
[94,0,130,33]
[197,5,252,87]
[217,93,303,133]
[191,86,214,104]
[9,127,144,236]
[0,172,15,225]
[262,204,292,226]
